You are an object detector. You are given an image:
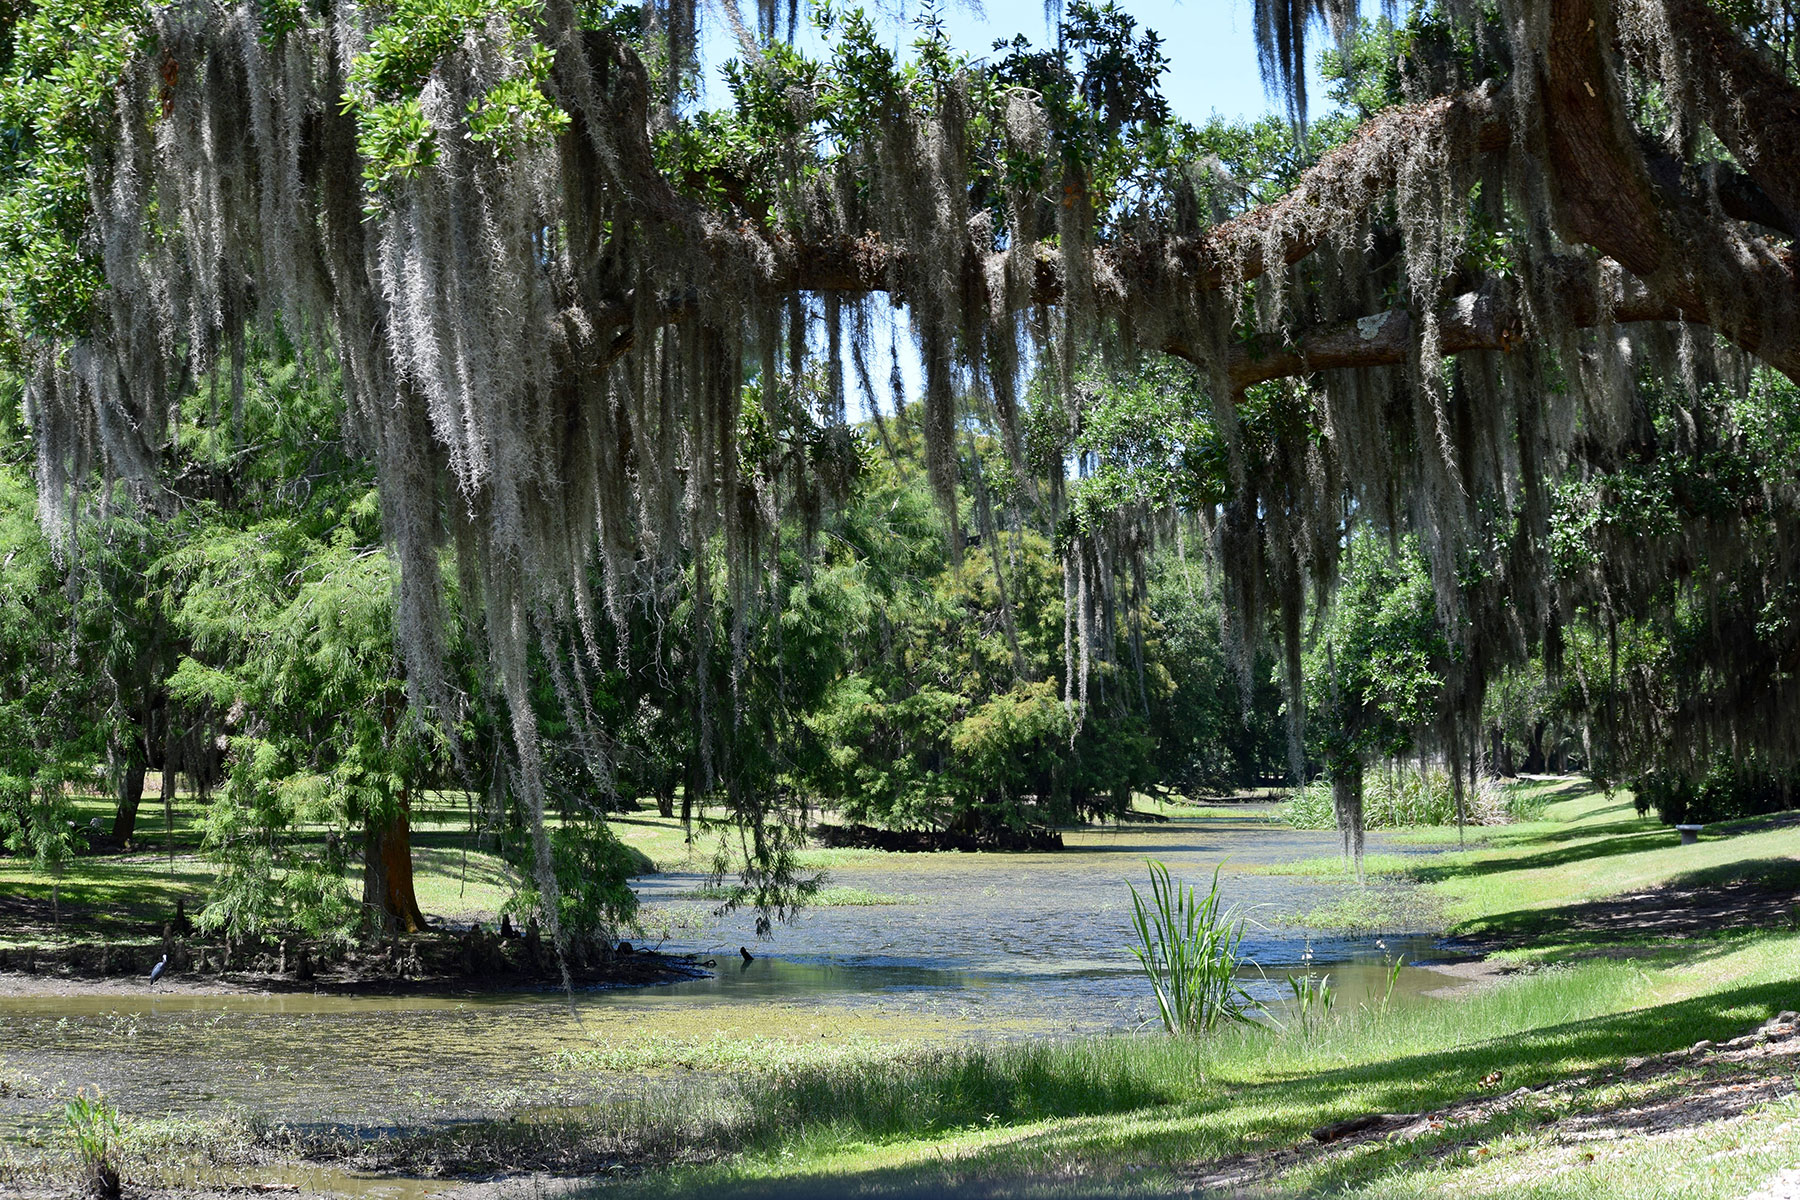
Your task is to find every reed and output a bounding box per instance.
[1126,859,1261,1035]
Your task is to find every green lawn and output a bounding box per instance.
[1420,783,1800,932]
[1268,780,1800,942]
[579,780,1800,1198]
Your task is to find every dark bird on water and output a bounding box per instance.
[739,946,754,964]
[149,954,168,985]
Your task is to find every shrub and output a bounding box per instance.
[1635,757,1800,825]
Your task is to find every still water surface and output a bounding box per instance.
[0,808,1459,1136]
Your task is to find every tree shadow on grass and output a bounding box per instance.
[1405,825,1671,883]
[410,828,506,853]
[1519,777,1608,804]
[0,862,209,940]
[1209,976,1793,1136]
[408,845,520,891]
[1248,1040,1798,1198]
[1570,799,1639,820]
[1454,858,1800,944]
[1456,809,1659,848]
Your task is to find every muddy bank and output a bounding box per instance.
[0,931,709,998]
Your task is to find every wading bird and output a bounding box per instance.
[149,954,167,985]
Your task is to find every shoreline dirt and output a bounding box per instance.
[0,942,710,999]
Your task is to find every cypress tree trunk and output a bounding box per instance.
[110,742,146,844]
[364,793,428,934]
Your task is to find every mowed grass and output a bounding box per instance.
[1418,783,1800,929]
[1269,779,1800,940]
[0,784,211,945]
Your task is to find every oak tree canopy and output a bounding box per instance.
[4,0,1798,878]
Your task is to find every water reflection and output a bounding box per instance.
[0,809,1462,1138]
[638,807,1457,1025]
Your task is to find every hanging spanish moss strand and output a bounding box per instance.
[26,0,1799,890]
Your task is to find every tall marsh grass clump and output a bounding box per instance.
[1282,767,1540,830]
[1128,860,1261,1035]
[62,1090,121,1199]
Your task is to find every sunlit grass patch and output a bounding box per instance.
[1385,825,1501,846]
[0,852,211,945]
[543,1033,905,1075]
[607,930,1800,1196]
[407,846,518,920]
[1263,785,1800,945]
[1287,886,1447,933]
[1427,817,1800,933]
[1256,852,1415,877]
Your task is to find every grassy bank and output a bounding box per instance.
[8,782,1798,1196]
[583,780,1800,1198]
[1271,779,1800,943]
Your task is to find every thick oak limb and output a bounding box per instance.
[574,67,1513,319]
[758,84,1511,297]
[1540,0,1673,282]
[583,80,1513,355]
[1206,268,1686,393]
[1121,83,1510,290]
[1537,0,1800,378]
[575,9,1800,387]
[1655,0,1800,239]
[1643,151,1799,240]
